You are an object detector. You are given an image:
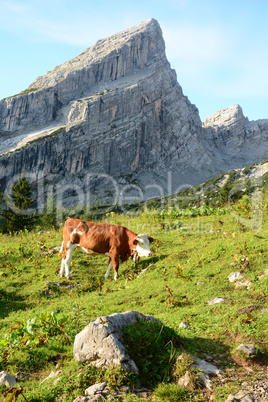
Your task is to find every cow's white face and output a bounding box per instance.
[134,234,153,257]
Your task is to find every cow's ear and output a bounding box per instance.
[148,236,154,243]
[133,237,138,245]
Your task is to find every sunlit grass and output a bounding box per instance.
[0,207,267,401]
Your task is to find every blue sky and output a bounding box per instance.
[0,0,267,121]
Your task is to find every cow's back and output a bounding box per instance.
[62,219,136,257]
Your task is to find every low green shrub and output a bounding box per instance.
[154,382,202,401]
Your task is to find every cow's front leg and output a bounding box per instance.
[59,258,66,277]
[110,250,119,280]
[63,242,76,279]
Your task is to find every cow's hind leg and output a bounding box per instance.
[105,258,113,280]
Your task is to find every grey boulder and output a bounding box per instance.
[73,310,161,372]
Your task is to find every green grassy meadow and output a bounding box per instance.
[0,203,268,401]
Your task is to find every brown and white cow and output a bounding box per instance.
[58,218,153,280]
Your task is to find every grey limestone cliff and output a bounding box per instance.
[202,104,268,167]
[0,18,267,208]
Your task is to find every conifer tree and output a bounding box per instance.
[0,172,34,233]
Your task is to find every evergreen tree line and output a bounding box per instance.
[0,171,259,234]
[0,173,115,234]
[0,173,60,233]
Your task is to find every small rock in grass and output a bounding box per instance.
[224,395,237,402]
[15,372,30,381]
[191,356,223,375]
[177,370,191,388]
[257,269,268,280]
[236,344,256,356]
[41,370,62,383]
[228,272,243,282]
[235,279,251,289]
[0,371,16,387]
[199,373,213,391]
[179,321,190,328]
[208,297,224,305]
[240,396,254,402]
[85,382,107,396]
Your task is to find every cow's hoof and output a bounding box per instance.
[66,276,71,280]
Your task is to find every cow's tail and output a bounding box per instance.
[58,241,64,257]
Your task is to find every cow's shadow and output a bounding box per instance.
[122,254,167,278]
[136,253,166,267]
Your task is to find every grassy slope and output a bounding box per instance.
[0,207,268,401]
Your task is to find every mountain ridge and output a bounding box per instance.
[0,18,267,207]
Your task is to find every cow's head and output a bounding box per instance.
[133,234,153,257]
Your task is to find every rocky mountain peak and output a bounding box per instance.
[28,18,165,92]
[203,104,246,129]
[0,19,268,208]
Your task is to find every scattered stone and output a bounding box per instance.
[199,373,214,391]
[136,387,151,398]
[197,282,205,285]
[176,354,223,391]
[236,305,262,315]
[235,390,247,399]
[0,371,16,387]
[226,390,254,401]
[53,377,62,385]
[191,356,223,376]
[45,281,82,290]
[41,370,62,383]
[224,395,237,402]
[48,246,61,255]
[228,272,243,282]
[75,383,151,401]
[237,344,256,356]
[240,396,254,402]
[75,397,102,402]
[205,355,213,361]
[235,279,251,289]
[38,230,44,234]
[39,246,61,257]
[15,372,30,381]
[257,269,268,280]
[73,311,161,372]
[85,382,107,396]
[136,264,153,278]
[208,297,225,305]
[177,370,191,388]
[179,321,190,328]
